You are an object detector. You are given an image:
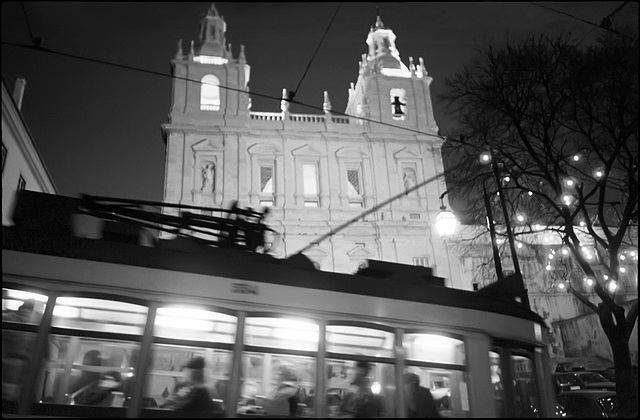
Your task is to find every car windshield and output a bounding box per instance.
[579,372,609,383]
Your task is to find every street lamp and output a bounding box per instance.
[435,192,458,237]
[480,149,531,309]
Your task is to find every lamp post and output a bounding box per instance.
[435,192,458,288]
[480,150,530,309]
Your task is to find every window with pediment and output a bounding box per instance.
[292,144,325,208]
[302,163,319,207]
[249,143,283,208]
[336,147,369,209]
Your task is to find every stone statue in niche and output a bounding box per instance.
[403,168,416,191]
[201,162,215,192]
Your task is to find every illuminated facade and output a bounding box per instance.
[161,4,462,283]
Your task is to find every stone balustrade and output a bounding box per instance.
[249,111,360,126]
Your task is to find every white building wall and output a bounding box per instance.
[2,77,57,226]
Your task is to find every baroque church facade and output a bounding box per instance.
[161,4,637,367]
[161,4,463,286]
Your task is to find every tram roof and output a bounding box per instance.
[2,191,545,326]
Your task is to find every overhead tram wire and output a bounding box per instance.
[293,159,468,256]
[529,1,636,40]
[20,2,40,48]
[0,41,445,141]
[289,2,342,101]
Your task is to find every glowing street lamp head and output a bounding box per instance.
[435,208,458,237]
[480,152,492,164]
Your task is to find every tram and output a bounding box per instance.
[2,191,556,417]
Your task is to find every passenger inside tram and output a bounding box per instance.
[262,364,302,417]
[339,360,383,418]
[2,299,38,403]
[160,356,216,414]
[80,371,124,407]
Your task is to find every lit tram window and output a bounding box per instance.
[325,358,396,417]
[2,288,48,324]
[510,354,540,417]
[490,348,541,418]
[41,337,141,406]
[146,345,231,412]
[325,325,396,417]
[33,296,149,407]
[244,317,319,351]
[145,306,237,412]
[154,306,237,343]
[403,333,465,365]
[490,351,506,417]
[326,325,394,357]
[403,333,469,417]
[52,297,148,335]
[2,288,49,404]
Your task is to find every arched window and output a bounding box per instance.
[201,75,220,111]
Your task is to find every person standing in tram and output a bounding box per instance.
[403,373,440,418]
[340,361,383,417]
[264,364,303,417]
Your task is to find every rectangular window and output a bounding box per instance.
[302,164,318,195]
[259,200,273,207]
[260,166,274,194]
[347,169,361,196]
[17,175,26,192]
[2,143,6,174]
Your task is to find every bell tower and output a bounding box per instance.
[167,3,250,126]
[345,13,438,135]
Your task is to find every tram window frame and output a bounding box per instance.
[153,304,238,344]
[323,321,398,418]
[144,303,240,414]
[50,294,149,335]
[325,321,395,358]
[401,329,470,418]
[490,343,543,419]
[2,286,50,411]
[240,314,321,417]
[243,313,320,352]
[2,289,152,417]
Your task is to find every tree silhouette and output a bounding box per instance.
[441,32,638,416]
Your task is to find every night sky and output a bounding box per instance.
[2,2,637,203]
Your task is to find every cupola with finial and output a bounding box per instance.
[195,3,228,59]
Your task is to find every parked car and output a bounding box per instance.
[556,389,618,418]
[553,371,616,393]
[596,367,616,382]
